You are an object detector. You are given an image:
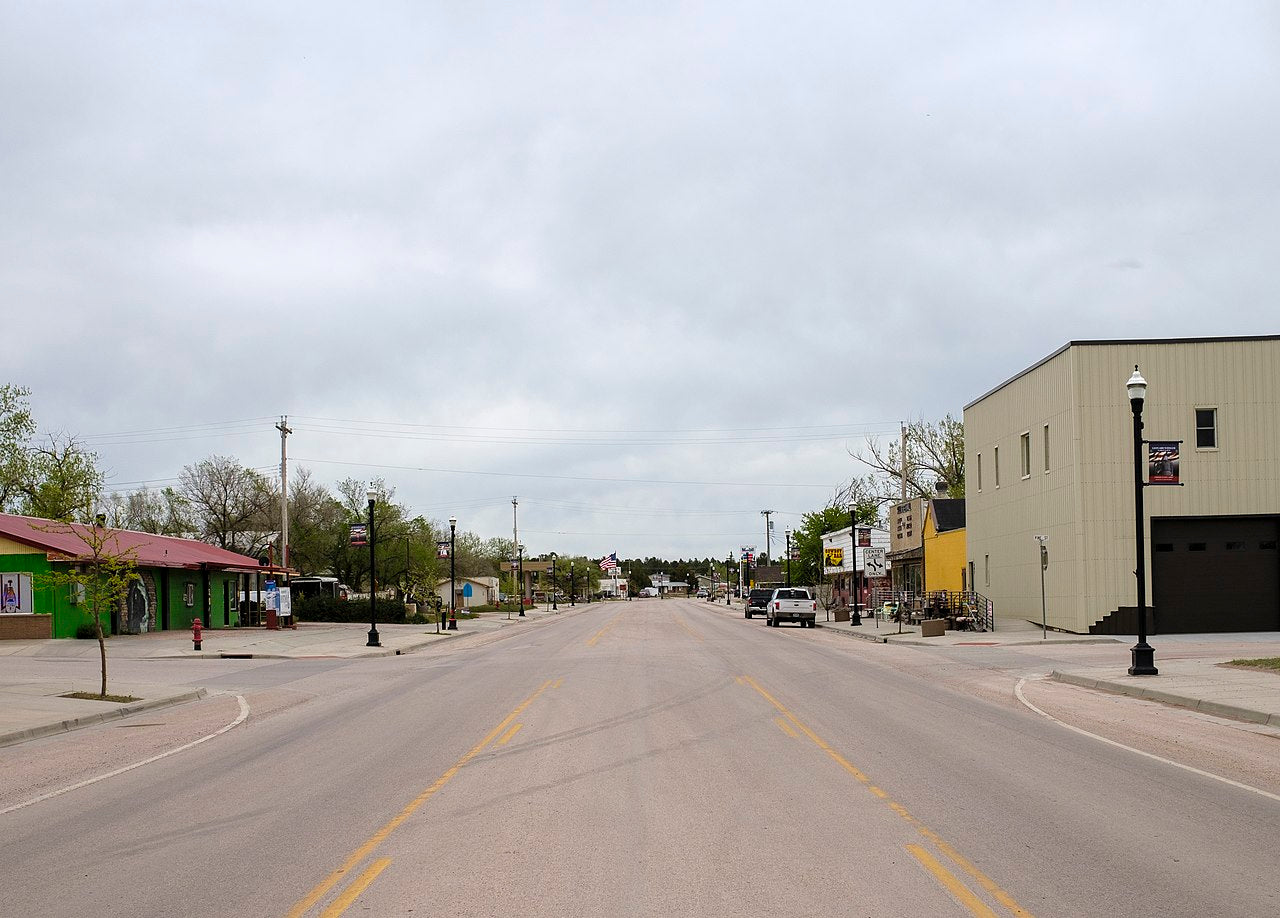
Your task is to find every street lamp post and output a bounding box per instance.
[850,505,862,626]
[550,552,558,611]
[448,516,457,630]
[366,485,380,647]
[726,553,733,605]
[570,561,576,606]
[518,544,525,617]
[785,529,792,587]
[1127,366,1158,675]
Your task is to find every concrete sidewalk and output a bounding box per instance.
[814,613,1280,727]
[0,605,579,748]
[1051,661,1280,727]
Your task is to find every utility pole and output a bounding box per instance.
[512,496,520,614]
[276,416,292,569]
[761,510,774,567]
[900,421,909,501]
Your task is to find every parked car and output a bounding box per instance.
[745,588,774,619]
[766,587,817,628]
[696,589,708,598]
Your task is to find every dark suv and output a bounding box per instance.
[745,588,774,620]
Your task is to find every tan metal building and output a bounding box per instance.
[963,336,1280,634]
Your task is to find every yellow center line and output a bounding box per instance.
[674,618,703,642]
[586,615,623,646]
[773,716,798,738]
[497,723,523,746]
[320,858,391,918]
[286,679,558,918]
[740,675,1035,918]
[907,845,999,918]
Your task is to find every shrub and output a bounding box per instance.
[75,622,101,639]
[293,594,408,624]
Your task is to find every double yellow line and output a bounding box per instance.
[742,675,1034,918]
[286,678,560,918]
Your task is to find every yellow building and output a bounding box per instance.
[923,499,967,593]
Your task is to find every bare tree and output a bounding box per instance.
[853,415,965,500]
[180,455,275,555]
[104,486,192,535]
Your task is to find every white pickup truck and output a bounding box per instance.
[766,587,817,628]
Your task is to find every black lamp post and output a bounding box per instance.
[785,529,792,587]
[366,485,380,647]
[1127,366,1158,675]
[726,553,733,605]
[585,562,591,604]
[448,516,457,630]
[518,544,525,616]
[571,561,578,606]
[549,552,558,611]
[849,506,862,626]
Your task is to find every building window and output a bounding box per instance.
[1188,543,1207,552]
[1043,424,1050,472]
[1226,541,1246,551]
[994,447,1000,487]
[184,582,195,607]
[984,554,990,587]
[1020,432,1031,478]
[1195,408,1217,449]
[976,454,983,492]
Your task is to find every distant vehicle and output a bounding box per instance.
[290,577,350,601]
[767,587,817,628]
[696,589,708,598]
[745,588,774,620]
[640,587,659,598]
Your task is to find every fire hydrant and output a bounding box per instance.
[192,618,203,651]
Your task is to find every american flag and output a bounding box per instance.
[599,552,618,571]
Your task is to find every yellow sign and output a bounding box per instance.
[824,547,844,567]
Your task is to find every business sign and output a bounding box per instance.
[1148,441,1180,485]
[264,580,280,612]
[0,573,33,613]
[890,499,922,552]
[349,524,368,546]
[823,547,845,568]
[278,586,292,619]
[864,548,887,579]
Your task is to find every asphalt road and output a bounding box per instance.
[3,600,1278,917]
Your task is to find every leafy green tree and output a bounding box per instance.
[38,521,139,698]
[22,433,103,521]
[0,384,36,512]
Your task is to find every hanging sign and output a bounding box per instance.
[436,540,451,559]
[349,524,368,546]
[1148,441,1180,485]
[857,528,872,548]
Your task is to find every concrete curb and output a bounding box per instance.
[816,623,889,643]
[0,688,208,748]
[1050,670,1280,727]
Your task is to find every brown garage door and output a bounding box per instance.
[1151,517,1279,632]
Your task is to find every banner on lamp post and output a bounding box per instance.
[1148,441,1180,485]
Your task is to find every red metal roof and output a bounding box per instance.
[0,513,264,572]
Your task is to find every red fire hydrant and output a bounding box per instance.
[192,618,203,651]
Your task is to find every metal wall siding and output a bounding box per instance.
[968,338,1280,632]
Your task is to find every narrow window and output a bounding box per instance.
[1043,424,1050,472]
[1195,408,1217,449]
[1225,541,1246,551]
[1154,543,1174,552]
[994,447,1000,487]
[184,582,195,606]
[1261,541,1278,550]
[1188,543,1207,552]
[1020,432,1031,478]
[984,554,990,587]
[976,453,983,492]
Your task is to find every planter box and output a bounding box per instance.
[920,618,946,638]
[833,607,850,622]
[0,614,53,640]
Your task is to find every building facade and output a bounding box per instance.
[964,336,1280,633]
[0,513,262,639]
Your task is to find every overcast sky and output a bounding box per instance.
[5,2,1278,560]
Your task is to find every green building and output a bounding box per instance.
[0,513,262,639]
